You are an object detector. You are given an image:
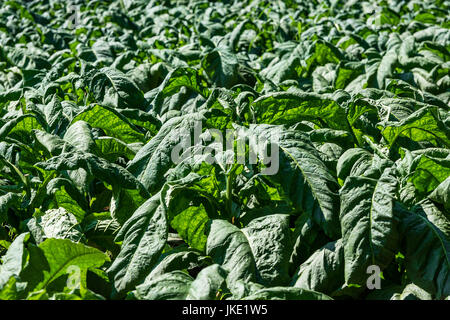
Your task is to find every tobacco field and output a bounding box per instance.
[0,0,449,300]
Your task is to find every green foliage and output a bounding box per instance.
[0,0,449,300]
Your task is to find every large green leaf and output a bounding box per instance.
[145,247,211,280]
[381,107,450,148]
[253,92,349,130]
[107,193,167,295]
[202,45,239,88]
[33,238,109,291]
[398,205,450,299]
[339,168,399,285]
[63,121,97,153]
[292,240,344,295]
[206,215,291,288]
[252,125,341,238]
[27,208,84,244]
[87,67,147,110]
[0,233,30,289]
[429,176,450,212]
[72,104,146,144]
[36,150,146,192]
[186,264,228,300]
[134,271,193,300]
[151,68,208,115]
[127,112,206,193]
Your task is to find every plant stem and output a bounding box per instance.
[225,168,234,219]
